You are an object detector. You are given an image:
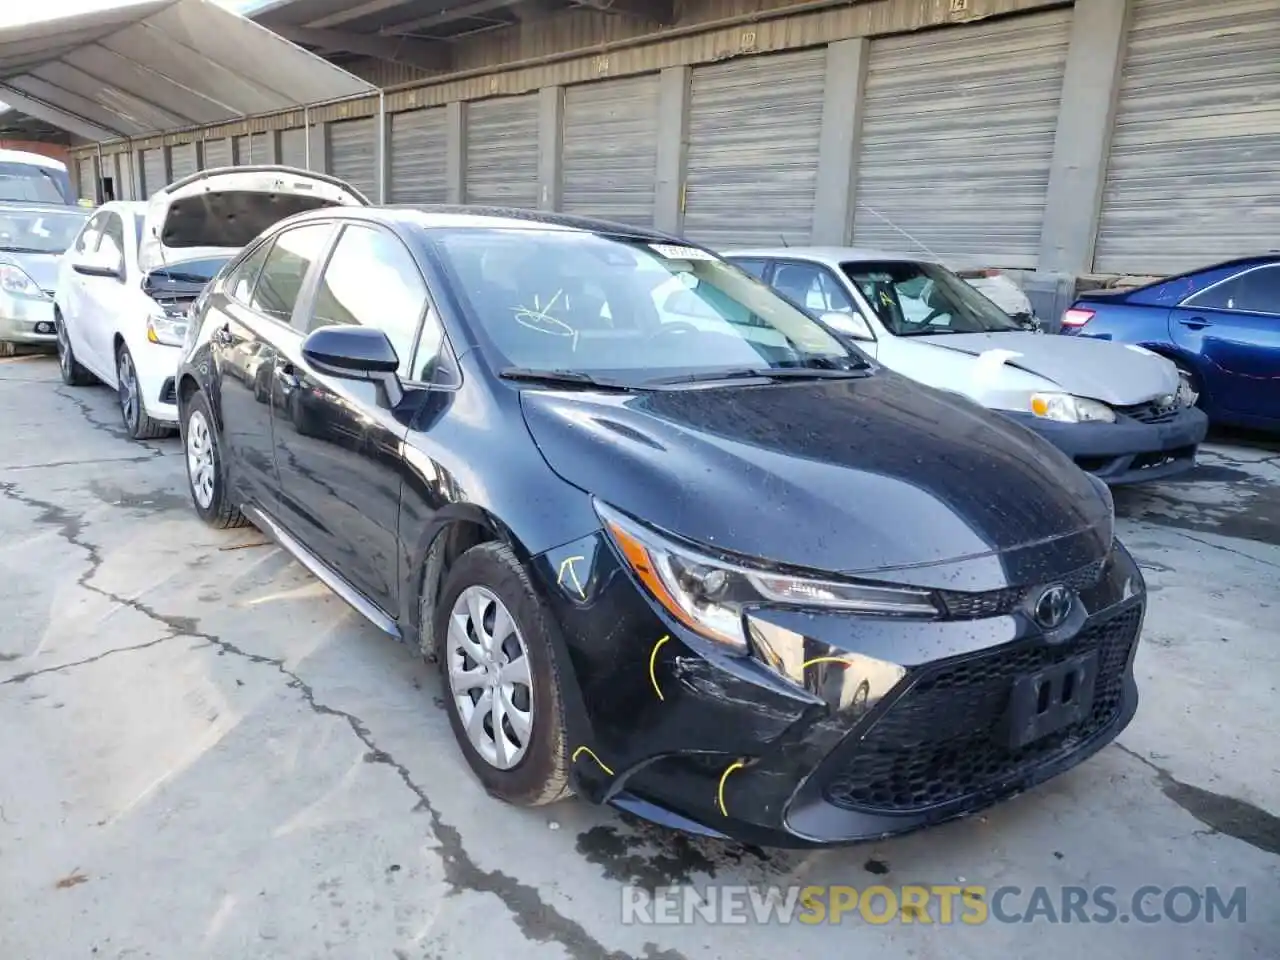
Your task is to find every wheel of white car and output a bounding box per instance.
[182,389,247,529]
[54,309,94,387]
[115,343,170,440]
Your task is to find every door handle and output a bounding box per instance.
[1177,317,1212,330]
[211,324,234,346]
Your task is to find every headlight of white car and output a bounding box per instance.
[1029,392,1116,424]
[146,307,189,348]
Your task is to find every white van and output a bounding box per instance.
[0,148,76,205]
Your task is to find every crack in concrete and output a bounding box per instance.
[1169,530,1280,571]
[0,453,172,474]
[0,477,687,960]
[52,385,166,457]
[2,634,181,685]
[1116,744,1280,857]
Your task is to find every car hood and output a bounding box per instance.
[519,372,1114,590]
[138,165,368,276]
[0,250,60,293]
[914,331,1179,405]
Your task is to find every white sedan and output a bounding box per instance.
[53,166,368,439]
[724,246,1208,485]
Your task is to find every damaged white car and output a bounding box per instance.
[725,247,1208,484]
[53,166,368,439]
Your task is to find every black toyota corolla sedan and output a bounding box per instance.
[175,205,1145,847]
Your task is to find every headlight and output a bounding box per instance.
[146,308,188,347]
[1029,392,1116,424]
[596,501,940,653]
[0,264,48,300]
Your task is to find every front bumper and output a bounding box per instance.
[0,298,57,344]
[130,339,182,423]
[532,534,1145,848]
[1004,406,1208,484]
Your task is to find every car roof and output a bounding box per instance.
[721,245,940,267]
[287,203,686,243]
[0,148,65,170]
[0,201,90,215]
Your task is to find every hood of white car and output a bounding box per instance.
[138,166,368,276]
[913,331,1180,406]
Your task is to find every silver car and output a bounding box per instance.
[0,203,91,352]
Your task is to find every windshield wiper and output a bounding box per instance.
[0,246,54,254]
[499,367,635,391]
[647,366,870,386]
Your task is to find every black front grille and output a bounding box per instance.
[1118,399,1179,424]
[937,558,1108,620]
[822,604,1141,813]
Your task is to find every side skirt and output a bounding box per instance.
[242,503,402,641]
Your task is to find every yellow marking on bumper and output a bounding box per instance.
[571,746,614,777]
[649,634,671,701]
[717,759,745,817]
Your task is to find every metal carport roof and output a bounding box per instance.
[0,0,376,142]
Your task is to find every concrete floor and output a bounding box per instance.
[1,353,1276,959]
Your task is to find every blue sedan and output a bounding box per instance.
[1060,256,1279,432]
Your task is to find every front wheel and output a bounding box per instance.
[183,390,247,529]
[116,344,171,439]
[434,542,573,806]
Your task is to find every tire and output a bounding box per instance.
[116,344,171,440]
[55,311,94,386]
[182,390,248,529]
[434,541,573,806]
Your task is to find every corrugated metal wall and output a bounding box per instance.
[562,74,661,226]
[682,49,827,247]
[76,158,96,203]
[1095,0,1280,275]
[465,95,539,207]
[329,117,379,201]
[281,128,307,168]
[390,108,448,203]
[141,148,166,197]
[251,132,270,164]
[170,142,197,182]
[852,9,1072,268]
[203,138,231,169]
[232,135,249,165]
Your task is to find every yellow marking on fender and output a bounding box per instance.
[571,746,614,776]
[649,634,671,701]
[557,555,587,599]
[717,760,746,817]
[799,656,856,672]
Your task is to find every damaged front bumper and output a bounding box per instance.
[1006,405,1208,485]
[530,532,1145,848]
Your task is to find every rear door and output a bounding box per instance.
[272,221,429,614]
[1171,264,1280,421]
[214,222,335,511]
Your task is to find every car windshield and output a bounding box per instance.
[0,162,70,204]
[0,207,90,253]
[842,260,1023,336]
[428,228,865,383]
[144,255,232,286]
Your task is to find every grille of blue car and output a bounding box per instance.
[821,603,1141,814]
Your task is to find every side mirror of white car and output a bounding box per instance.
[73,246,123,281]
[820,311,874,342]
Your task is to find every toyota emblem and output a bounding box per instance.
[1033,585,1073,630]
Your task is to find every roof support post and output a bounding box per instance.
[377,90,388,203]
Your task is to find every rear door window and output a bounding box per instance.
[250,223,332,324]
[1190,265,1280,314]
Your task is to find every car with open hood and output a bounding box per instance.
[0,203,89,354]
[175,207,1147,847]
[52,166,367,438]
[727,247,1209,485]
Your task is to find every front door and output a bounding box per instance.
[272,222,429,615]
[1171,264,1280,421]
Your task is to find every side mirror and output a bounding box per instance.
[301,325,403,406]
[73,247,123,280]
[820,311,874,341]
